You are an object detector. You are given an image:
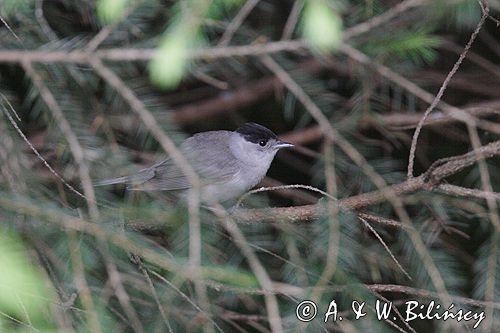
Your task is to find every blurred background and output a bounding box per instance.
[0,0,499,332]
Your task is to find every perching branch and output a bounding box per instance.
[232,140,500,223]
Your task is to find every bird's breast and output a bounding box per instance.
[200,164,269,203]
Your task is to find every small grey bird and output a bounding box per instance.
[96,123,293,203]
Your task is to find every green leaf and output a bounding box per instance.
[96,0,130,24]
[149,21,203,90]
[149,31,190,90]
[0,231,55,329]
[301,0,343,53]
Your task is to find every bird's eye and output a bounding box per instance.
[259,140,267,147]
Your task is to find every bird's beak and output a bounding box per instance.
[274,140,294,149]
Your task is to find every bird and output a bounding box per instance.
[95,123,294,203]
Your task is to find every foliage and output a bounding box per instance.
[301,0,343,53]
[0,0,499,332]
[0,231,56,332]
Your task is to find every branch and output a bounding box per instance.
[203,281,500,310]
[337,43,500,135]
[279,98,500,146]
[103,58,325,127]
[342,0,429,40]
[437,184,500,201]
[0,0,431,65]
[22,62,99,220]
[89,59,214,329]
[232,140,500,222]
[217,0,260,46]
[367,284,500,310]
[0,40,307,64]
[259,53,453,308]
[407,9,489,177]
[281,0,304,40]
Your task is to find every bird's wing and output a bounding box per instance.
[94,165,161,189]
[128,131,239,191]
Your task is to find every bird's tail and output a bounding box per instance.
[94,176,130,187]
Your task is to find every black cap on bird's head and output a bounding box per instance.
[236,123,277,143]
[236,122,294,149]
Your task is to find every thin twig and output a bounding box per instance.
[337,43,500,136]
[134,258,174,332]
[367,284,500,309]
[311,139,341,302]
[149,270,224,332]
[236,184,336,207]
[437,184,500,201]
[187,189,214,333]
[439,40,500,79]
[206,279,500,310]
[260,177,318,204]
[0,14,22,44]
[192,70,229,90]
[342,0,428,40]
[465,100,499,332]
[35,0,58,41]
[259,54,453,309]
[217,0,260,46]
[89,59,212,331]
[99,242,145,333]
[371,292,417,333]
[358,216,412,280]
[483,233,498,333]
[22,62,99,220]
[406,9,488,178]
[89,59,200,187]
[67,230,103,333]
[281,0,304,40]
[466,127,500,231]
[86,1,142,52]
[0,0,430,65]
[1,95,82,196]
[3,192,500,327]
[210,205,284,333]
[357,213,406,228]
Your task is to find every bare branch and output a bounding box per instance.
[0,40,308,64]
[259,54,453,309]
[217,0,260,46]
[85,1,141,52]
[211,205,284,333]
[338,43,500,134]
[437,184,500,201]
[311,139,341,301]
[407,9,488,178]
[67,230,103,333]
[22,62,99,220]
[88,59,212,330]
[99,242,145,333]
[367,284,500,310]
[233,140,500,222]
[343,0,429,40]
[281,0,304,40]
